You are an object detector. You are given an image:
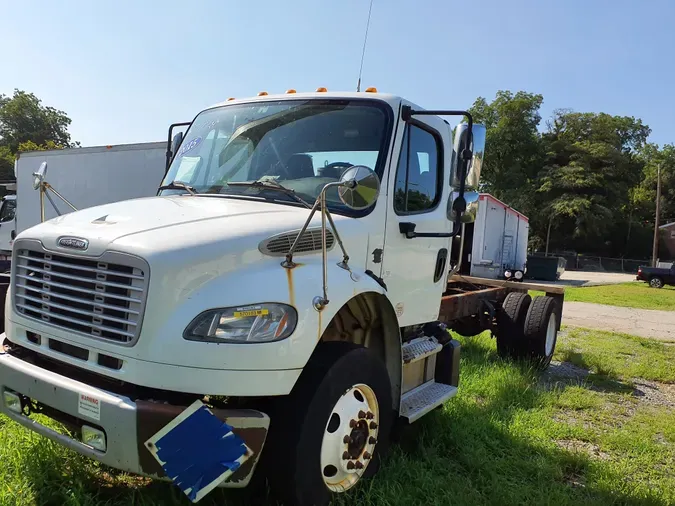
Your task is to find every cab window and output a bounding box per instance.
[393,124,441,214]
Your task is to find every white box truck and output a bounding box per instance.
[2,142,168,256]
[0,90,563,505]
[468,193,529,280]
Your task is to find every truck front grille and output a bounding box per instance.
[13,241,149,345]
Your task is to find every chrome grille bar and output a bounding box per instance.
[13,241,149,345]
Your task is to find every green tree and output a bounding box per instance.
[0,146,13,181]
[468,90,545,214]
[535,110,651,256]
[0,89,76,153]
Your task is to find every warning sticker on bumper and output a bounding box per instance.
[78,393,101,421]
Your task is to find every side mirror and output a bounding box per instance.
[171,132,184,159]
[337,165,380,210]
[32,161,48,190]
[451,124,486,191]
[449,190,480,223]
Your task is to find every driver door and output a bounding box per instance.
[380,109,453,326]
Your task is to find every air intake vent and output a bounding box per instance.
[259,228,335,257]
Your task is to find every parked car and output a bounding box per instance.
[636,264,675,288]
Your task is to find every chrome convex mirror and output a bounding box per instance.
[32,160,77,222]
[337,165,380,210]
[449,190,480,224]
[283,165,381,311]
[32,161,48,190]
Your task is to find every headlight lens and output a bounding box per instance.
[184,303,297,343]
[514,270,524,280]
[504,270,512,279]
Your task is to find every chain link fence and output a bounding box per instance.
[537,253,649,274]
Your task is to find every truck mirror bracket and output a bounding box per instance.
[401,107,475,239]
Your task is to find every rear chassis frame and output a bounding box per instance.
[440,274,565,334]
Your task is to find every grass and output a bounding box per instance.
[1,329,674,506]
[533,282,675,311]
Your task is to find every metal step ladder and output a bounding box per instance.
[501,235,513,267]
[399,337,458,423]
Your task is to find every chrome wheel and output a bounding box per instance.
[320,383,379,492]
[650,277,664,288]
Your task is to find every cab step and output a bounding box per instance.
[401,336,442,364]
[400,380,458,423]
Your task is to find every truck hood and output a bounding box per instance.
[16,195,332,257]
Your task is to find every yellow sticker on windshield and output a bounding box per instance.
[234,309,269,318]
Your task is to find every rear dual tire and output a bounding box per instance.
[497,293,560,368]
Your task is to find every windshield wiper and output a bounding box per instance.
[226,180,311,209]
[158,180,197,195]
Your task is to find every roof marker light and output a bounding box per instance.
[286,89,297,94]
[227,97,235,101]
[365,87,378,93]
[257,91,269,96]
[316,87,328,92]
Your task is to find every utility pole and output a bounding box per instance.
[652,164,661,267]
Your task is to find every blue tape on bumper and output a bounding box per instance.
[154,404,248,501]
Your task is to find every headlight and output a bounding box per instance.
[514,270,524,280]
[504,270,512,279]
[184,303,297,343]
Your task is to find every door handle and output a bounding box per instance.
[434,248,448,282]
[399,222,454,239]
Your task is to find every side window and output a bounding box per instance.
[0,200,15,222]
[394,124,441,213]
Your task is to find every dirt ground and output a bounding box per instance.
[562,301,675,342]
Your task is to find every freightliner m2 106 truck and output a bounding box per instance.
[0,90,564,505]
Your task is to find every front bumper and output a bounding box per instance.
[0,344,269,488]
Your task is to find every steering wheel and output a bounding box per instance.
[317,162,354,179]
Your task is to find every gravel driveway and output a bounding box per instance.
[562,301,675,342]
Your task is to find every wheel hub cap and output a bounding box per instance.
[320,383,379,492]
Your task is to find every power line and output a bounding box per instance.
[356,0,374,92]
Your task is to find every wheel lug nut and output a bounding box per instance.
[347,461,355,470]
[342,451,350,460]
[369,421,378,429]
[358,410,366,419]
[366,411,374,419]
[349,419,357,428]
[343,435,352,444]
[363,451,372,460]
[369,437,377,445]
[355,461,364,469]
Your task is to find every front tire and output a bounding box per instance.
[650,276,664,289]
[266,342,393,506]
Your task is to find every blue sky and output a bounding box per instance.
[3,0,674,147]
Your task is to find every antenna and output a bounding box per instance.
[356,0,374,92]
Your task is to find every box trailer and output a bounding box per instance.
[10,142,167,250]
[466,194,529,280]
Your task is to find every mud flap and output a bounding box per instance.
[145,399,252,503]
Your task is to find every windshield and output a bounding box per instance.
[160,99,392,215]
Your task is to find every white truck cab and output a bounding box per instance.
[0,194,16,261]
[0,90,564,505]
